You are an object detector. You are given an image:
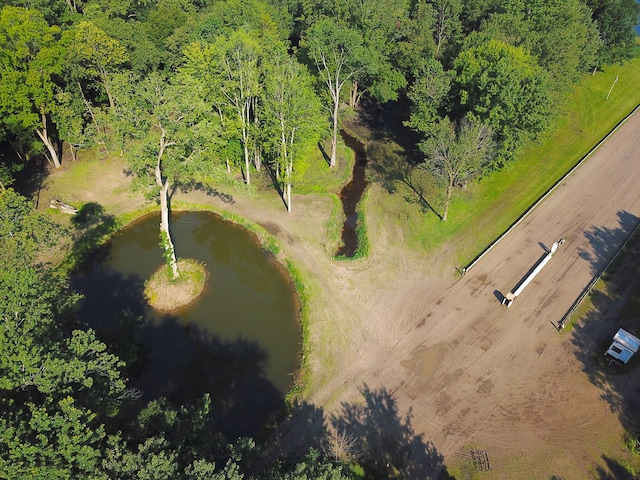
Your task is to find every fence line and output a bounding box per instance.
[464,103,640,274]
[557,218,640,329]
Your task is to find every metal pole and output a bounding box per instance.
[606,75,619,100]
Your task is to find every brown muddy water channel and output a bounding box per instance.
[337,131,368,257]
[72,211,300,440]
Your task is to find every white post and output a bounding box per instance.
[606,75,619,100]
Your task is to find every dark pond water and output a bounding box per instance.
[337,131,368,257]
[72,211,300,440]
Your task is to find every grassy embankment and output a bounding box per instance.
[366,57,640,270]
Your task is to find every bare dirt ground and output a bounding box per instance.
[38,109,640,478]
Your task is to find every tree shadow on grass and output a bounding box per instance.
[368,146,442,219]
[318,141,332,166]
[68,202,118,267]
[178,180,236,204]
[592,455,638,479]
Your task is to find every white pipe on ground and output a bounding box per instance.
[503,239,564,307]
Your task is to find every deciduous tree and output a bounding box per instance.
[263,51,323,212]
[64,21,129,109]
[585,0,640,67]
[183,30,262,184]
[452,38,553,162]
[0,189,129,479]
[0,7,66,168]
[302,19,366,168]
[417,117,493,221]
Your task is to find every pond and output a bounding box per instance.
[72,211,301,440]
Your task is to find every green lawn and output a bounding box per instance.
[373,57,640,267]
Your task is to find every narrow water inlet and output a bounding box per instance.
[337,130,368,257]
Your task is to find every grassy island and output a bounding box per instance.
[144,258,208,312]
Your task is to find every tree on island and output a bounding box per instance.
[109,71,217,279]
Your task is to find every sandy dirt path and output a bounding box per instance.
[340,109,640,477]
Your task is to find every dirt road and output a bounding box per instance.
[352,109,640,477]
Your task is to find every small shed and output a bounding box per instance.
[605,328,640,365]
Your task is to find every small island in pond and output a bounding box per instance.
[144,258,208,312]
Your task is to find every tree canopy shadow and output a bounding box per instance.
[329,385,447,479]
[369,146,442,219]
[356,97,422,152]
[275,384,449,479]
[318,140,332,166]
[579,210,640,276]
[68,202,118,267]
[570,285,640,436]
[592,454,639,479]
[8,148,50,209]
[570,218,640,473]
[177,180,236,204]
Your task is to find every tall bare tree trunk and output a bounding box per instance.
[35,112,61,168]
[286,182,292,213]
[443,182,452,222]
[241,100,251,184]
[155,129,179,279]
[349,81,358,108]
[159,179,179,279]
[331,98,339,168]
[100,68,115,109]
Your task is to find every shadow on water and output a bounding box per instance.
[336,131,368,257]
[71,210,299,440]
[569,210,640,477]
[274,385,450,479]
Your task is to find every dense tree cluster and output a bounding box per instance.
[0,0,638,199]
[1,0,639,476]
[0,0,637,220]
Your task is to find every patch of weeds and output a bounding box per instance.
[351,190,370,259]
[284,258,311,403]
[623,431,640,455]
[335,189,371,261]
[324,194,343,256]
